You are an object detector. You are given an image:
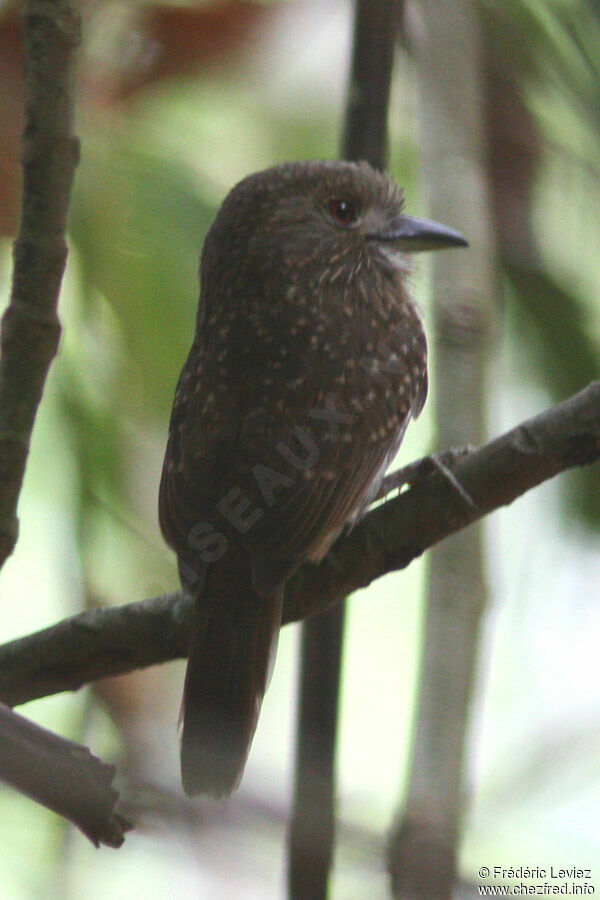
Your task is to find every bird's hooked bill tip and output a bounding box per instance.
[370,214,468,251]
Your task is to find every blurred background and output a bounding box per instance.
[0,0,599,897]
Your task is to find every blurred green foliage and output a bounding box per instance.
[70,132,212,417]
[485,0,600,523]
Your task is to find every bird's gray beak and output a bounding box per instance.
[371,214,468,252]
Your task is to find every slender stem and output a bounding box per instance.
[0,0,80,569]
[288,612,345,899]
[342,0,401,170]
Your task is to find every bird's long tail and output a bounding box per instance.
[180,549,282,796]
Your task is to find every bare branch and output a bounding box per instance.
[0,0,80,568]
[0,702,131,847]
[0,0,126,846]
[0,382,598,707]
[390,0,496,888]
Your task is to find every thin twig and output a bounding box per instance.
[0,0,80,568]
[375,447,473,499]
[0,382,597,707]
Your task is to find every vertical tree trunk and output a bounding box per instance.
[287,2,401,898]
[287,611,345,900]
[388,1,496,897]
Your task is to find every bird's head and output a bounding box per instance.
[200,160,467,303]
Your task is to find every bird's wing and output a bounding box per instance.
[235,376,414,594]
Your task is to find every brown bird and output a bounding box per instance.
[159,160,467,796]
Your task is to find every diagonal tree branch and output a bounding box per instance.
[0,702,131,847]
[0,0,80,569]
[0,381,598,708]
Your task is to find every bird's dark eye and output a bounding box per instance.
[327,198,358,226]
